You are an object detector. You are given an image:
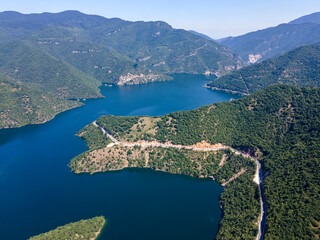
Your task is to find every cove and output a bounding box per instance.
[0,74,240,240]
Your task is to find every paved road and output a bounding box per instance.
[93,121,120,144]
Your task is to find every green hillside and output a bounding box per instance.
[28,216,106,240]
[0,10,244,129]
[22,12,242,78]
[0,10,243,79]
[31,37,145,84]
[206,44,320,94]
[0,76,81,128]
[220,22,320,62]
[97,21,242,76]
[76,85,320,239]
[0,40,102,99]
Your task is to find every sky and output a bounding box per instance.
[1,0,320,38]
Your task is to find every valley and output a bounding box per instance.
[0,8,320,240]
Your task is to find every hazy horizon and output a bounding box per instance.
[1,0,320,39]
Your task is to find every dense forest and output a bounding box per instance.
[81,85,320,239]
[0,40,101,128]
[0,75,82,128]
[0,10,243,129]
[0,40,102,99]
[28,216,106,240]
[206,44,320,95]
[2,9,320,240]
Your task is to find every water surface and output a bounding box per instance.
[0,74,240,240]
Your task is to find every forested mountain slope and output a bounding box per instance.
[220,12,320,63]
[0,10,243,80]
[0,76,81,129]
[28,216,105,240]
[206,44,320,94]
[0,10,243,129]
[78,85,320,239]
[0,40,102,99]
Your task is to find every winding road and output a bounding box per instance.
[93,121,266,240]
[228,149,266,240]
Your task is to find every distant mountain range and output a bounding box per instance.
[206,44,320,94]
[220,12,320,63]
[0,10,242,80]
[2,10,320,129]
[0,10,243,129]
[2,10,320,240]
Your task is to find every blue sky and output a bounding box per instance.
[1,0,320,38]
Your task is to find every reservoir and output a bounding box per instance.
[0,74,240,240]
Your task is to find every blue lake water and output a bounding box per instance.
[0,74,240,240]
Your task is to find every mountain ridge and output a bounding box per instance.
[220,12,320,63]
[289,11,320,25]
[0,10,243,80]
[0,10,244,129]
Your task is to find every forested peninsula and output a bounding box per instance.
[70,84,320,239]
[28,216,106,240]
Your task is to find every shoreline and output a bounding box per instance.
[0,75,174,130]
[0,102,83,130]
[80,122,266,239]
[0,74,220,131]
[0,93,105,130]
[204,83,248,96]
[93,218,106,240]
